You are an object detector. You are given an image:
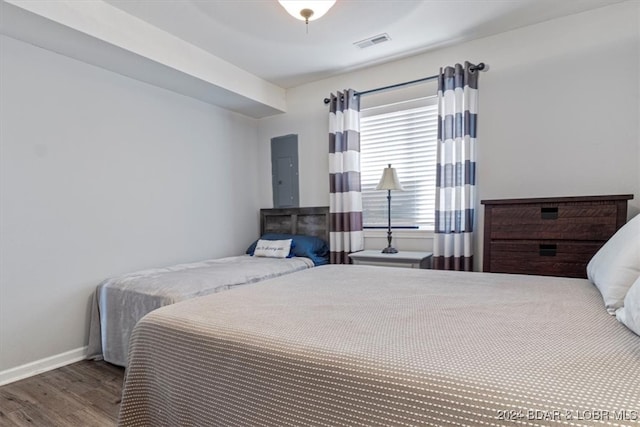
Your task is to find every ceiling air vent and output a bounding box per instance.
[354,33,391,49]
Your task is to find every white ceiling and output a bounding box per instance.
[104,0,625,89]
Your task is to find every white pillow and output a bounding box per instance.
[616,276,640,336]
[253,239,292,259]
[587,214,640,314]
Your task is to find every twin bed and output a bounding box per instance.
[91,205,639,426]
[88,207,330,367]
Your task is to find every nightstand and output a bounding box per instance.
[348,250,433,269]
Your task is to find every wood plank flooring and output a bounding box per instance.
[0,361,124,426]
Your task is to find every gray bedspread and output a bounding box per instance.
[87,255,313,367]
[119,265,640,426]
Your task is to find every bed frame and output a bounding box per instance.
[260,207,330,243]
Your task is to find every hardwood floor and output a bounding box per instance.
[0,361,124,426]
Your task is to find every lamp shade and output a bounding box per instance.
[278,0,336,21]
[376,164,404,191]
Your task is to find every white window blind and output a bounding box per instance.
[360,97,438,229]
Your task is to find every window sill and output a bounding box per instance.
[363,229,434,239]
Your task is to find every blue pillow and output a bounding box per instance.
[246,233,329,266]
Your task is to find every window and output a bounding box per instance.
[360,96,438,229]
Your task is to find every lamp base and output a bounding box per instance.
[381,246,398,254]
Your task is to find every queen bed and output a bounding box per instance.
[87,207,330,367]
[117,215,640,426]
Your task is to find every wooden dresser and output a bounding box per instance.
[481,194,633,278]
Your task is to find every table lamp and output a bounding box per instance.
[376,164,404,254]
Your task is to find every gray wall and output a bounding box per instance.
[0,35,260,372]
[257,1,640,260]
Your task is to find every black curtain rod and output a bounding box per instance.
[323,62,486,104]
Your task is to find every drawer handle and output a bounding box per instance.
[541,207,558,220]
[539,244,557,257]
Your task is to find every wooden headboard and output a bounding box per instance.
[260,207,330,243]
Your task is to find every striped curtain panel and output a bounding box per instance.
[433,62,479,271]
[328,89,364,264]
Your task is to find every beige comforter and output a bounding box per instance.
[119,265,640,426]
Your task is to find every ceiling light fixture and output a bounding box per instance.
[278,0,336,32]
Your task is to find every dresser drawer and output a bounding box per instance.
[489,204,617,240]
[488,241,604,278]
[482,195,632,278]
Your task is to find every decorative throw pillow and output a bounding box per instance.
[616,275,640,336]
[246,233,329,266]
[587,214,640,314]
[252,239,293,259]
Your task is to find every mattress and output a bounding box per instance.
[119,265,640,426]
[87,255,314,367]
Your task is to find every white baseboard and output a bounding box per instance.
[0,346,88,386]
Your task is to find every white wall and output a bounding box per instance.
[0,35,260,372]
[258,1,640,262]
